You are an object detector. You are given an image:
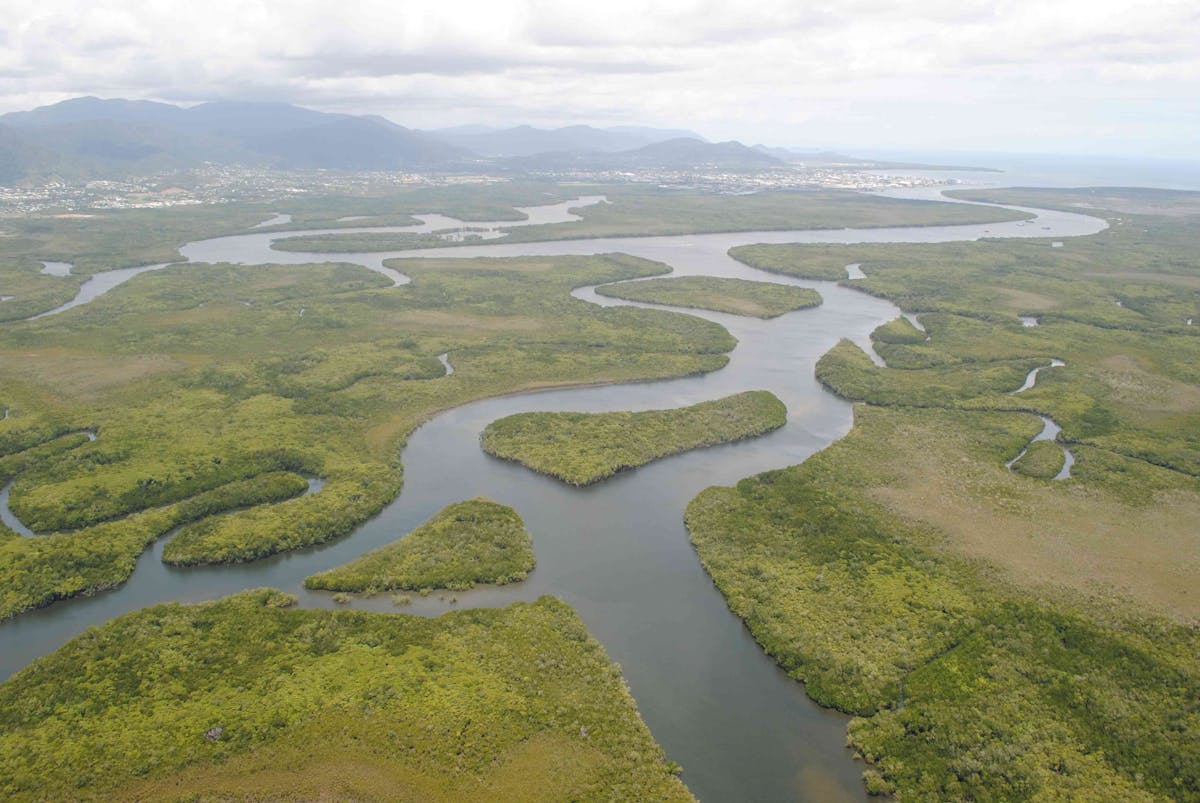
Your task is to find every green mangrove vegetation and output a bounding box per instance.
[693,188,1200,798]
[0,470,312,620]
[1009,439,1066,479]
[424,184,1034,235]
[870,314,928,345]
[481,390,787,486]
[0,590,693,801]
[815,338,1046,407]
[595,275,821,318]
[271,231,466,252]
[254,181,587,230]
[306,498,535,593]
[0,204,271,321]
[0,250,734,616]
[950,186,1200,218]
[728,243,855,281]
[268,186,1031,253]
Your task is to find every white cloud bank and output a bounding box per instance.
[2,0,1197,155]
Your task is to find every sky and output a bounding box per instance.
[2,0,1198,157]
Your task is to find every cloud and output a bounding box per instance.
[1,0,1197,155]
[283,51,681,78]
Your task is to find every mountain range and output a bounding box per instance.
[0,97,783,184]
[0,97,468,179]
[503,138,781,171]
[431,124,706,157]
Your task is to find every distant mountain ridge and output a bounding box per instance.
[502,137,782,171]
[1,97,189,129]
[248,117,464,170]
[432,123,706,157]
[0,96,779,184]
[0,97,470,182]
[629,138,781,167]
[0,124,66,184]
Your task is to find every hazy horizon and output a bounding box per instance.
[10,94,1200,169]
[3,0,1196,160]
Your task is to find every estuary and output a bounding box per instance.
[0,191,1105,801]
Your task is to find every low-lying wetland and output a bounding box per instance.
[4,183,1186,801]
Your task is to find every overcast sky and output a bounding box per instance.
[3,0,1197,157]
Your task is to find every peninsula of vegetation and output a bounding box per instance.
[729,242,856,281]
[305,498,535,593]
[1009,438,1067,478]
[271,231,456,252]
[595,276,821,318]
[0,590,693,801]
[481,390,787,486]
[266,186,1030,254]
[0,247,735,616]
[697,187,1200,798]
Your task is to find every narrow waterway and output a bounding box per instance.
[1014,358,1065,394]
[1006,416,1075,480]
[0,191,1105,801]
[1009,359,1073,479]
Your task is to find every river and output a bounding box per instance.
[0,190,1106,801]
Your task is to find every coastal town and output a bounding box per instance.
[0,163,958,216]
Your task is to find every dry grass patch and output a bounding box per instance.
[1084,270,1200,289]
[864,411,1200,621]
[119,731,610,803]
[1094,354,1200,414]
[692,294,770,316]
[384,310,548,332]
[0,349,187,402]
[993,286,1059,311]
[143,305,243,327]
[1069,197,1200,216]
[400,257,565,273]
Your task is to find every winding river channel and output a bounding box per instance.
[0,190,1105,801]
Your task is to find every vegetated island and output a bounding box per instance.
[0,590,693,801]
[305,498,535,593]
[271,231,465,253]
[265,186,1032,254]
[481,390,787,486]
[595,276,821,318]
